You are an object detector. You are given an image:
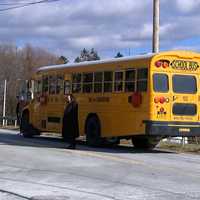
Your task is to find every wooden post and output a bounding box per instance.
[2,80,7,126]
[15,120,17,127]
[152,0,160,53]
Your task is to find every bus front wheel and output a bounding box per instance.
[20,111,40,138]
[20,111,31,138]
[131,136,160,150]
[86,116,104,147]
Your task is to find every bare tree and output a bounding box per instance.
[0,43,59,118]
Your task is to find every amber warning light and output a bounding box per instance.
[155,60,170,69]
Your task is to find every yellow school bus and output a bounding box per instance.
[21,50,200,149]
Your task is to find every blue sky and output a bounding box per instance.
[0,0,200,60]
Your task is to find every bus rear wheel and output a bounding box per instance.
[131,136,160,150]
[86,116,104,147]
[105,137,120,146]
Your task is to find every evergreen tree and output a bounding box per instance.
[115,52,123,58]
[74,56,81,63]
[57,56,69,64]
[81,48,90,62]
[74,48,100,62]
[89,48,100,61]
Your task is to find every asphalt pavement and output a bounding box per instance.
[0,129,200,200]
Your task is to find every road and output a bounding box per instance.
[0,129,200,200]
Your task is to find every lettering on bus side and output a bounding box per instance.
[170,60,199,71]
[89,97,110,103]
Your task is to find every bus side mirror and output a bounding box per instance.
[27,91,32,101]
[27,80,34,100]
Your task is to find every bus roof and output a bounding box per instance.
[36,50,200,74]
[36,53,155,73]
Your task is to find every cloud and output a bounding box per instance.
[176,0,200,13]
[0,0,199,60]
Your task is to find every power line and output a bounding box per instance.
[0,0,49,5]
[0,0,57,3]
[0,2,35,6]
[0,0,60,12]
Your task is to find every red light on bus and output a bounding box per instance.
[154,96,166,104]
[155,61,162,68]
[160,107,165,113]
[154,96,160,103]
[155,60,170,69]
[159,96,166,104]
[163,61,169,68]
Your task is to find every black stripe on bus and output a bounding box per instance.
[48,117,61,123]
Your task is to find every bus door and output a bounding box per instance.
[32,78,45,130]
[46,74,65,133]
[170,74,198,122]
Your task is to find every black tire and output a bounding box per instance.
[20,111,30,136]
[20,111,39,138]
[131,136,160,149]
[105,137,120,146]
[86,116,104,147]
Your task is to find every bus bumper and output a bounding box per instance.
[144,121,200,137]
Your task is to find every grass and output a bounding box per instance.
[0,125,19,130]
[158,141,200,154]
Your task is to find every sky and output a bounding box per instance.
[0,0,200,61]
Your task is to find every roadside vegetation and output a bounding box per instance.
[0,44,102,119]
[158,138,200,154]
[0,43,60,117]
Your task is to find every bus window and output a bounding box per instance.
[104,71,113,93]
[34,81,37,94]
[83,73,93,93]
[33,80,39,101]
[38,80,42,93]
[42,76,49,93]
[64,80,71,95]
[173,75,197,94]
[34,80,42,94]
[94,72,103,93]
[153,73,169,93]
[125,69,136,92]
[56,75,64,94]
[72,73,82,93]
[114,71,124,92]
[173,103,197,116]
[137,68,148,92]
[49,75,56,94]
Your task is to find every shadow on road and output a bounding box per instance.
[0,131,174,154]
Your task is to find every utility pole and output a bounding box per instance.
[2,79,7,126]
[152,0,160,53]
